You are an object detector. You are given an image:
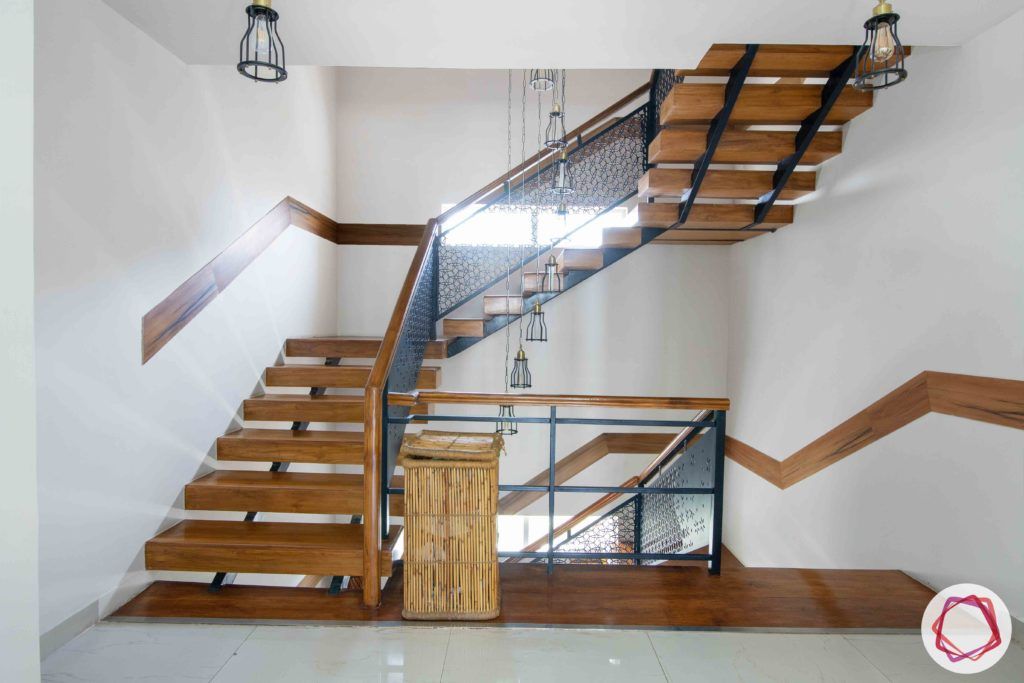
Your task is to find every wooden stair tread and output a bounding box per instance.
[483,295,524,317]
[285,337,447,360]
[145,520,401,577]
[217,429,363,464]
[522,271,562,294]
[602,228,643,249]
[442,318,485,338]
[633,203,794,230]
[639,169,815,201]
[243,394,427,423]
[265,365,439,390]
[661,83,871,126]
[185,471,404,516]
[557,248,604,271]
[678,44,857,79]
[649,128,842,166]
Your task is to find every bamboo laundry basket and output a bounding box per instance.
[400,430,502,620]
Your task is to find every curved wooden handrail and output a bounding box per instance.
[388,391,729,411]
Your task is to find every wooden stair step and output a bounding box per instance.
[285,337,447,360]
[557,248,604,271]
[633,203,794,230]
[653,229,761,245]
[660,83,871,126]
[522,271,562,295]
[602,227,643,249]
[677,44,858,79]
[442,318,485,338]
[145,520,401,577]
[184,471,404,516]
[243,395,429,423]
[649,128,842,166]
[217,429,363,464]
[639,168,816,201]
[483,295,524,318]
[265,365,439,390]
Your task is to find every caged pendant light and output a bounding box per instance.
[510,347,532,389]
[544,104,567,150]
[551,150,575,195]
[529,69,556,91]
[854,0,908,91]
[525,302,548,342]
[540,253,562,293]
[496,404,518,435]
[238,0,287,83]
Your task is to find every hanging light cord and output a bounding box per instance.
[503,69,514,395]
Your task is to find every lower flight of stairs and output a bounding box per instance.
[144,336,444,586]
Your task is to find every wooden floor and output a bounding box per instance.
[113,561,934,630]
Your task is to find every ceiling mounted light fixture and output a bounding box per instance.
[238,0,287,83]
[854,0,907,91]
[529,69,556,91]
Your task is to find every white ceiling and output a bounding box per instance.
[102,0,1023,69]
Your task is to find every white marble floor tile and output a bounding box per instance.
[648,631,888,683]
[844,634,1024,682]
[440,627,668,683]
[41,622,254,683]
[210,625,451,683]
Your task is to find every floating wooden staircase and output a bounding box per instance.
[144,338,440,587]
[440,44,889,355]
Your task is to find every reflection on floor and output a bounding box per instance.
[43,622,1024,682]
[115,560,935,629]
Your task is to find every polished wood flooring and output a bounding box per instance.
[113,561,933,630]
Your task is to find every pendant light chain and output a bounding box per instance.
[502,69,513,396]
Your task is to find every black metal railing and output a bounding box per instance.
[548,423,716,566]
[436,103,649,318]
[386,402,728,573]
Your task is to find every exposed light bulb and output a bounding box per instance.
[873,23,896,62]
[254,15,272,61]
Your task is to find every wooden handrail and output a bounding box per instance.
[436,81,652,225]
[360,78,658,607]
[389,391,729,411]
[361,218,439,607]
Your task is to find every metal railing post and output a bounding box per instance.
[633,487,644,566]
[380,380,390,540]
[710,409,727,574]
[548,405,557,575]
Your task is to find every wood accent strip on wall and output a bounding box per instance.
[728,371,1024,489]
[141,197,432,363]
[142,197,327,363]
[335,224,425,246]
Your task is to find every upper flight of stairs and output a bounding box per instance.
[145,337,440,584]
[440,44,882,355]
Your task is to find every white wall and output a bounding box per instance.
[34,0,339,646]
[1,0,41,679]
[725,11,1024,618]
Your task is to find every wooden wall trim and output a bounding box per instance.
[141,197,424,363]
[729,371,1024,489]
[336,224,424,246]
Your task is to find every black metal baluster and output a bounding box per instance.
[709,410,727,575]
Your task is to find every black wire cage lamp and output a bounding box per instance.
[551,150,575,195]
[541,253,562,293]
[529,69,556,91]
[526,301,548,342]
[544,103,567,150]
[510,347,532,389]
[496,404,518,435]
[238,0,287,83]
[854,0,908,91]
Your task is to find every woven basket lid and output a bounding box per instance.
[399,430,503,462]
